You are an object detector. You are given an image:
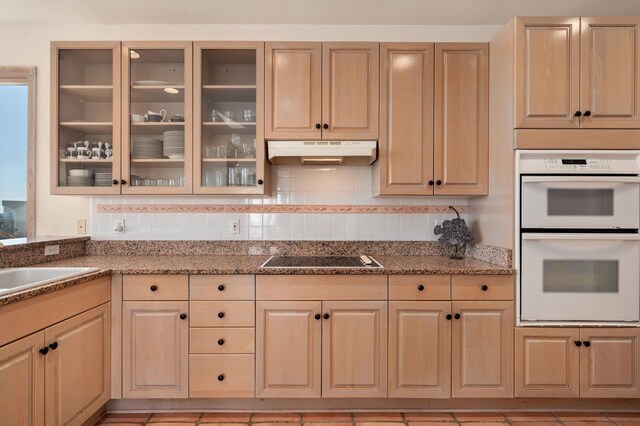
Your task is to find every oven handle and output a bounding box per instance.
[522,176,640,184]
[522,233,640,241]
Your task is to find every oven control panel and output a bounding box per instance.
[545,158,613,171]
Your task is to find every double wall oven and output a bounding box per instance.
[517,151,640,325]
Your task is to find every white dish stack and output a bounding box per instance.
[131,137,163,159]
[163,131,185,159]
[94,172,113,187]
[67,169,94,186]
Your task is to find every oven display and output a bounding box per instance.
[545,158,613,171]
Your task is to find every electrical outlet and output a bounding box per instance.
[77,219,86,235]
[44,245,60,256]
[230,219,240,234]
[114,219,125,234]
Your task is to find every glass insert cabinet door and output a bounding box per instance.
[194,42,267,194]
[122,41,193,194]
[51,42,122,194]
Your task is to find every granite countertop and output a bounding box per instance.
[0,254,512,307]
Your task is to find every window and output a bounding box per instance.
[0,67,36,239]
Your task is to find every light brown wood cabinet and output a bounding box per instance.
[515,17,640,129]
[375,43,488,196]
[265,42,379,140]
[516,327,640,398]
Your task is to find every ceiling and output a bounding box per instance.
[2,0,640,25]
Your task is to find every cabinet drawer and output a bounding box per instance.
[190,328,255,354]
[190,301,255,327]
[451,275,514,300]
[190,275,255,300]
[189,354,255,397]
[389,275,450,300]
[123,275,188,301]
[256,275,387,300]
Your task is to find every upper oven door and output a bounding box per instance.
[521,176,640,229]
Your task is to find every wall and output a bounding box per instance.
[0,22,501,239]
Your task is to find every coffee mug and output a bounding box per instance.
[77,148,93,160]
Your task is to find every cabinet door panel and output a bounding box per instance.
[45,303,110,426]
[581,18,640,128]
[377,43,434,195]
[122,301,188,398]
[0,332,44,426]
[515,17,581,128]
[322,43,379,139]
[451,301,514,398]
[515,328,580,398]
[322,301,387,398]
[434,43,488,195]
[388,301,451,398]
[265,42,322,139]
[255,301,321,398]
[580,328,640,398]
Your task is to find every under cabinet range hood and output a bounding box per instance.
[267,141,377,166]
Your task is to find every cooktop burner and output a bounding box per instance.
[261,255,382,269]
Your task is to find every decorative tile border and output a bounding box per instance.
[96,204,467,214]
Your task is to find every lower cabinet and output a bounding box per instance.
[516,328,640,398]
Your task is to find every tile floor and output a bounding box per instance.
[96,412,640,426]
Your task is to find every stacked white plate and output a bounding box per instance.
[163,131,184,159]
[94,172,113,187]
[131,137,163,159]
[67,169,93,186]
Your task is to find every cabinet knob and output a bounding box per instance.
[417,284,425,291]
[218,284,225,291]
[436,180,442,186]
[150,285,158,292]
[314,313,321,320]
[112,179,119,185]
[218,374,225,381]
[120,179,127,185]
[454,313,461,320]
[446,314,452,320]
[218,339,225,346]
[39,347,49,356]
[583,341,591,347]
[218,312,225,319]
[323,123,329,129]
[575,341,582,347]
[323,313,330,320]
[180,313,187,320]
[481,284,488,291]
[257,179,264,185]
[315,123,321,129]
[574,111,582,117]
[583,110,592,117]
[48,342,59,350]
[428,180,434,186]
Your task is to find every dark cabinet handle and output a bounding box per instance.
[218,284,225,291]
[180,313,187,320]
[583,341,591,347]
[323,313,330,320]
[315,123,321,129]
[39,347,49,356]
[120,179,127,185]
[454,313,461,320]
[112,179,119,185]
[584,110,592,117]
[323,123,329,129]
[574,111,582,117]
[428,180,434,186]
[481,285,488,291]
[257,179,264,185]
[436,180,442,185]
[314,313,321,320]
[218,312,225,318]
[446,314,452,320]
[218,374,225,381]
[48,342,59,350]
[150,285,157,292]
[218,339,225,346]
[575,341,582,347]
[417,284,425,291]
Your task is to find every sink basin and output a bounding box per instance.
[0,267,100,296]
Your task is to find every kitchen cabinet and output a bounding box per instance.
[265,42,379,140]
[515,17,640,130]
[375,43,488,196]
[515,328,640,398]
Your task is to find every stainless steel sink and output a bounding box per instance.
[0,267,100,296]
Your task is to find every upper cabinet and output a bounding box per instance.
[265,42,379,140]
[515,17,640,129]
[375,43,488,196]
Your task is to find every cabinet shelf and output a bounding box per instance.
[130,158,185,163]
[203,121,256,126]
[202,158,256,163]
[130,86,185,103]
[59,85,113,102]
[59,158,113,163]
[59,122,113,133]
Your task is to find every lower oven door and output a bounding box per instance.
[521,233,640,322]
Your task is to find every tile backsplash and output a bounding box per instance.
[90,165,469,241]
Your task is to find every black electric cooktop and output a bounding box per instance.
[261,255,382,269]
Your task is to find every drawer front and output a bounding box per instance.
[256,275,387,300]
[123,275,188,301]
[190,328,255,354]
[190,275,255,301]
[389,275,450,300]
[190,301,255,327]
[189,354,255,397]
[451,275,514,300]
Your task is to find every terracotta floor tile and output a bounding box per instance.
[356,422,405,426]
[304,423,353,426]
[96,423,142,426]
[304,413,354,421]
[252,413,302,422]
[455,413,506,422]
[505,413,558,421]
[200,413,253,422]
[146,423,196,426]
[554,413,608,421]
[562,422,614,426]
[252,423,301,426]
[149,412,202,422]
[458,423,507,426]
[604,414,640,421]
[408,422,460,426]
[404,413,456,422]
[354,413,404,422]
[101,413,152,423]
[200,423,250,426]
[511,422,562,426]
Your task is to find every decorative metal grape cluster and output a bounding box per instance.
[434,206,474,259]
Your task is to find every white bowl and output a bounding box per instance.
[69,169,93,177]
[130,114,147,122]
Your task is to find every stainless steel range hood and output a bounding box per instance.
[267,141,377,165]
